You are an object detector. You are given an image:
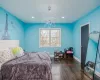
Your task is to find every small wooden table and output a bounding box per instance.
[54,51,64,60]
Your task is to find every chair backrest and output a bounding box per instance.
[68,47,73,51]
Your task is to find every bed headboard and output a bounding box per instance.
[0,40,19,50]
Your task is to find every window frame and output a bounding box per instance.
[39,28,61,48]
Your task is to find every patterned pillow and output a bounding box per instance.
[12,47,24,57]
[0,49,14,69]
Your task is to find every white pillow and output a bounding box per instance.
[0,49,15,69]
[12,47,24,57]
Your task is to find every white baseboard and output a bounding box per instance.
[73,56,81,63]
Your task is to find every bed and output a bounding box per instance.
[0,40,52,80]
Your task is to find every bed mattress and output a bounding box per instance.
[0,52,52,80]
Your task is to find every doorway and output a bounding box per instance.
[81,23,89,70]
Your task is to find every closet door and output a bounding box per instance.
[81,24,89,70]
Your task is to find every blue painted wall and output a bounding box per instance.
[0,7,25,49]
[1,6,100,72]
[73,6,100,60]
[86,39,97,63]
[73,6,100,72]
[24,23,74,55]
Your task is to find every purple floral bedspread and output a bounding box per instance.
[0,52,52,80]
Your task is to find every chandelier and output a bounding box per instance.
[44,5,56,28]
[44,19,56,28]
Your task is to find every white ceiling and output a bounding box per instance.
[1,0,100,23]
[0,0,2,6]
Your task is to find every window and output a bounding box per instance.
[40,28,61,47]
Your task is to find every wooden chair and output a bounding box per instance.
[54,51,64,60]
[54,51,60,60]
[65,47,73,59]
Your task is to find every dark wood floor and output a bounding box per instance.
[51,59,90,80]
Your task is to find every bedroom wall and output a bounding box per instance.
[24,23,74,56]
[73,6,100,72]
[0,7,25,49]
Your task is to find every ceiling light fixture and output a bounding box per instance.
[62,17,65,19]
[32,16,35,18]
[43,5,56,28]
[48,6,51,11]
[44,20,56,28]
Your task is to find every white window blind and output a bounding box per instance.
[40,28,61,47]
